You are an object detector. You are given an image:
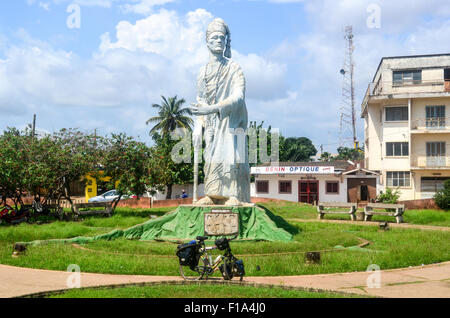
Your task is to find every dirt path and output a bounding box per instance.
[287,218,450,231]
[1,261,449,298]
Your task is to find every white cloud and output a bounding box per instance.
[100,8,288,100]
[262,0,450,150]
[38,2,51,10]
[28,0,116,8]
[0,8,288,143]
[120,0,176,15]
[27,0,176,11]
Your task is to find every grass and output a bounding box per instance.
[45,283,365,298]
[0,205,448,277]
[257,201,450,227]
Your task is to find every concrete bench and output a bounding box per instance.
[317,202,357,221]
[364,203,405,223]
[73,202,113,219]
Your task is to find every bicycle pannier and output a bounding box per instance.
[176,240,197,268]
[215,238,229,251]
[235,259,245,276]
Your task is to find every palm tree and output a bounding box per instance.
[146,95,193,137]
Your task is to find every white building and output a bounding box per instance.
[361,53,450,200]
[251,161,380,204]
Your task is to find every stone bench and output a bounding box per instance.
[73,202,113,219]
[317,202,357,221]
[364,203,405,223]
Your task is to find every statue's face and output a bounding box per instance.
[207,31,226,55]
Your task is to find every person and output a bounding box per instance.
[190,18,250,206]
[181,190,188,199]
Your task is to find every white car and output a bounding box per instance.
[88,190,120,203]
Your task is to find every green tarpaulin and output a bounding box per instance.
[17,205,294,247]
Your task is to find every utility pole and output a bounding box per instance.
[339,26,358,149]
[32,114,36,137]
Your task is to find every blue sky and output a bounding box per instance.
[0,0,449,153]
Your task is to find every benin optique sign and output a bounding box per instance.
[250,166,335,175]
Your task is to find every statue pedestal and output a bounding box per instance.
[122,204,294,242]
[17,204,295,248]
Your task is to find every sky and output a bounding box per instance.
[0,0,449,153]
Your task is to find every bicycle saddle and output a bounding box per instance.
[196,236,208,241]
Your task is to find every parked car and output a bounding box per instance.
[88,190,137,203]
[88,190,120,203]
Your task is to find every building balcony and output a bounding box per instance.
[361,79,450,117]
[410,118,450,133]
[410,156,450,169]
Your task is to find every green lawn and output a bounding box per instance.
[258,201,450,227]
[0,205,448,277]
[45,283,365,298]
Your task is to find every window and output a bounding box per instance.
[421,177,448,192]
[279,181,292,194]
[426,106,445,128]
[385,107,408,121]
[256,180,269,193]
[426,142,446,157]
[393,70,422,85]
[387,171,410,187]
[386,142,409,156]
[445,69,450,81]
[326,181,339,194]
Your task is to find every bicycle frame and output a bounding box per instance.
[199,246,225,274]
[178,235,243,281]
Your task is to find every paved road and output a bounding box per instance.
[1,261,449,298]
[287,218,450,231]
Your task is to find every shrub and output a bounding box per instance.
[376,187,400,204]
[433,179,450,210]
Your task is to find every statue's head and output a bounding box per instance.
[206,18,231,58]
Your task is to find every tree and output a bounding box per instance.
[146,95,193,138]
[100,133,151,212]
[0,128,32,208]
[434,179,450,210]
[25,128,100,210]
[319,152,333,162]
[334,146,364,161]
[376,188,400,204]
[146,133,196,200]
[279,137,317,162]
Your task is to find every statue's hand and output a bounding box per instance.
[190,102,218,116]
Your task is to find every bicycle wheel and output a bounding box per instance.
[179,257,208,281]
[221,259,233,281]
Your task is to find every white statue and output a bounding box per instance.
[190,18,250,206]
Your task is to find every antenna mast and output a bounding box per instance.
[339,26,358,149]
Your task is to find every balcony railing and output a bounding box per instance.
[411,156,450,168]
[362,79,450,116]
[411,117,449,131]
[366,79,449,97]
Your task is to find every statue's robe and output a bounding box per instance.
[194,59,250,203]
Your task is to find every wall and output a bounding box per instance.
[379,55,450,95]
[252,174,347,203]
[411,97,450,130]
[151,183,205,200]
[398,198,440,210]
[365,102,383,171]
[117,196,288,208]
